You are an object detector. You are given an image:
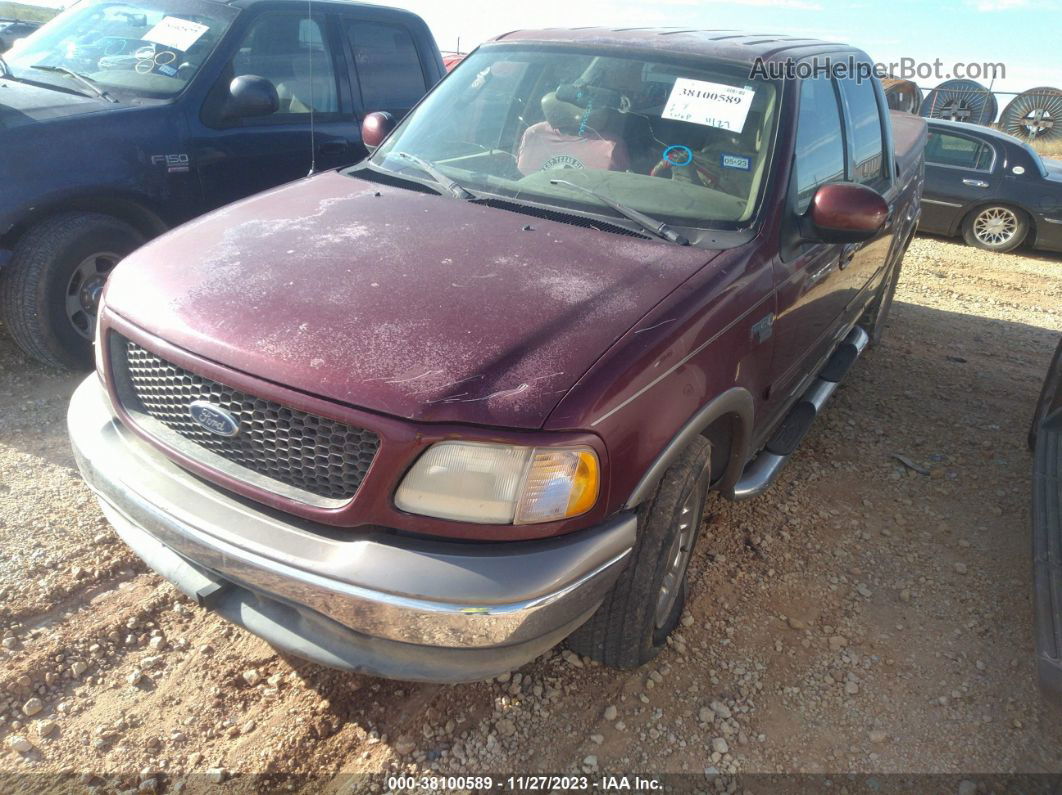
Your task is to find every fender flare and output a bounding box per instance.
[624,387,755,509]
[1,190,170,249]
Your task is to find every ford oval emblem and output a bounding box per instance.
[189,401,240,437]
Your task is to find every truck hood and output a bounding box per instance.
[107,170,717,429]
[0,78,112,129]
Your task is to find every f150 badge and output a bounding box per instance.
[151,153,190,173]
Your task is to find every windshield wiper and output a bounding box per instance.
[548,178,690,246]
[0,54,9,77]
[30,65,118,103]
[394,151,476,200]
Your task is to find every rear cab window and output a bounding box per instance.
[345,19,428,117]
[837,77,888,190]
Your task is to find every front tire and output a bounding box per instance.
[567,437,710,668]
[0,213,143,369]
[962,205,1028,253]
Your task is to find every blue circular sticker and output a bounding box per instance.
[663,145,694,166]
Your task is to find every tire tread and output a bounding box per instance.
[567,437,710,668]
[0,212,141,369]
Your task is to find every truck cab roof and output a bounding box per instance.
[488,27,865,65]
[224,0,422,15]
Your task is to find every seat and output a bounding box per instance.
[277,50,337,113]
[516,89,629,174]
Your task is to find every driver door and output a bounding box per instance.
[190,9,360,212]
[769,75,852,405]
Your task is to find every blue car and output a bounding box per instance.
[0,0,443,368]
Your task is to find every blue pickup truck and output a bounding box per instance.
[0,0,443,368]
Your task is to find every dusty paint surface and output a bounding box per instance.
[106,171,715,429]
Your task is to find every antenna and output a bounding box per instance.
[306,0,316,176]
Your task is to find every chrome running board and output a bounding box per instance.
[731,325,869,500]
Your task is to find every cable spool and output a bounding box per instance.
[1000,87,1062,142]
[882,79,923,114]
[920,79,998,126]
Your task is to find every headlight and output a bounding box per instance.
[394,442,600,525]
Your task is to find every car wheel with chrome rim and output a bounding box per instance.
[963,204,1029,252]
[567,436,710,668]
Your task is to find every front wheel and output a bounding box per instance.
[0,213,143,369]
[962,205,1029,253]
[567,437,710,668]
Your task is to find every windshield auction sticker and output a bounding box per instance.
[143,16,209,52]
[662,78,755,131]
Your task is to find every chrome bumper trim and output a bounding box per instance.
[69,377,635,650]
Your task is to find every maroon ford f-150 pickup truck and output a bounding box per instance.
[68,28,926,682]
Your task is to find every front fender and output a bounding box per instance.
[625,387,754,508]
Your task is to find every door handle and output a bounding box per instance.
[963,179,989,188]
[318,141,347,156]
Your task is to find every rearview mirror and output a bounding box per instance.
[804,183,888,244]
[361,111,396,152]
[227,75,278,119]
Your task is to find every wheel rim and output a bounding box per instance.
[973,207,1019,246]
[653,483,704,629]
[65,252,119,340]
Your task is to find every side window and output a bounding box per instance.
[838,78,886,187]
[231,13,338,115]
[346,20,427,113]
[794,77,846,213]
[925,131,994,171]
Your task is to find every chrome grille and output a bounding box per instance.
[117,338,379,503]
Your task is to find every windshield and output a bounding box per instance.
[4,0,235,100]
[367,45,779,229]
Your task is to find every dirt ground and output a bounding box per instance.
[0,234,1060,791]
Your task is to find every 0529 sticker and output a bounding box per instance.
[720,152,752,171]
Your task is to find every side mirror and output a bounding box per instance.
[227,75,278,119]
[361,111,396,152]
[804,183,888,244]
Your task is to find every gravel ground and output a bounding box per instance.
[0,235,1060,790]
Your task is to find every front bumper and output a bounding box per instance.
[68,377,635,682]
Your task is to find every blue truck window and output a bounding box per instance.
[347,21,426,114]
[233,13,338,114]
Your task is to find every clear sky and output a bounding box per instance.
[16,0,1062,95]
